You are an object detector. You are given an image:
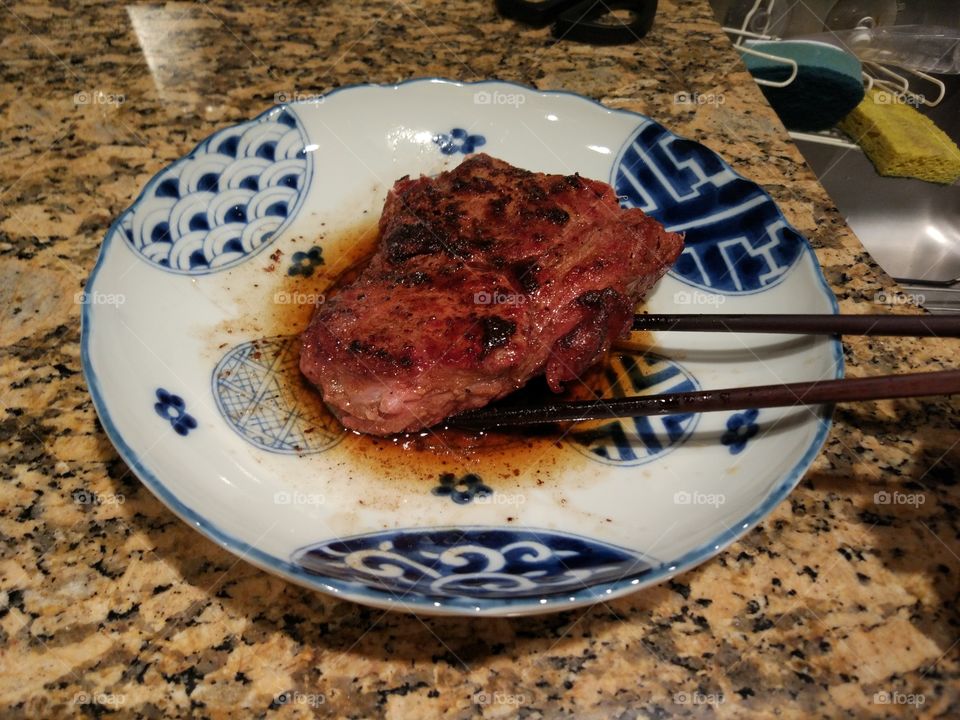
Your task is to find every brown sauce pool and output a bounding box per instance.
[261,220,658,496]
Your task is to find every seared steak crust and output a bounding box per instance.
[300,154,683,435]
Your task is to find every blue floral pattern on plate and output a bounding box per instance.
[722,409,761,454]
[613,119,805,293]
[119,106,311,274]
[431,473,493,504]
[293,527,654,598]
[433,127,486,155]
[287,246,324,277]
[154,389,197,436]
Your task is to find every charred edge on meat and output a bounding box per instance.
[576,287,621,309]
[481,317,517,355]
[347,339,414,368]
[386,222,441,263]
[391,271,431,287]
[487,197,508,217]
[557,288,624,350]
[511,258,541,294]
[546,175,585,195]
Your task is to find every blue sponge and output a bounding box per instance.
[741,40,865,132]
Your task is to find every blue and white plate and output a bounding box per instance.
[81,79,841,616]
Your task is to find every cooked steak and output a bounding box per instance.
[300,153,683,435]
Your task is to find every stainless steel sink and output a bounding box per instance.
[792,74,960,314]
[707,0,960,313]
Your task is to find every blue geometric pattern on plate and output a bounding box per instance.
[567,352,699,466]
[293,527,653,598]
[120,106,310,274]
[212,336,344,454]
[613,119,805,293]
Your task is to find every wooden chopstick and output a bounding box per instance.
[633,314,960,337]
[451,369,960,428]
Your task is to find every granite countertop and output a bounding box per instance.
[2,0,959,717]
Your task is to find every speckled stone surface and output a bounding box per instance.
[1,1,958,717]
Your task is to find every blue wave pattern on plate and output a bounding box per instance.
[613,120,805,293]
[120,107,310,274]
[567,352,699,465]
[212,336,344,454]
[293,528,653,598]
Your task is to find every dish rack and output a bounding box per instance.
[722,0,946,147]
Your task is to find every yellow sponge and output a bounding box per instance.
[838,88,960,184]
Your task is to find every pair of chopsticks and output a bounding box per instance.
[452,314,960,428]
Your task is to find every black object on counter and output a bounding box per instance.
[496,0,658,45]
